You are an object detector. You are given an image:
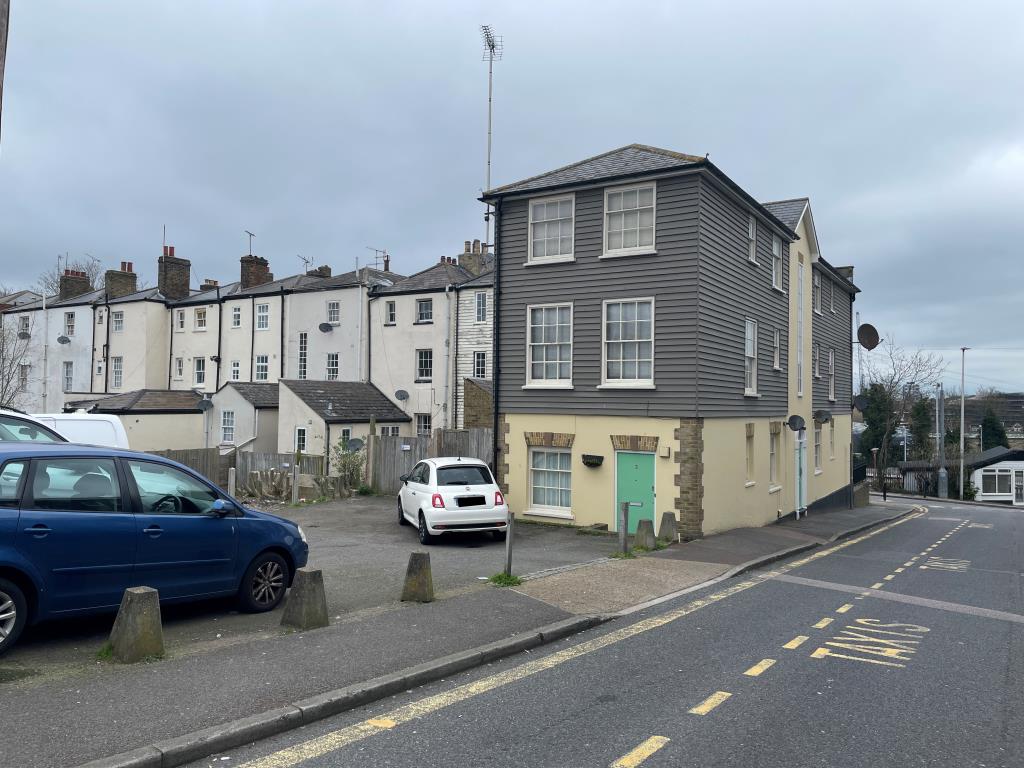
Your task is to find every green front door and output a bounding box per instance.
[615,451,655,534]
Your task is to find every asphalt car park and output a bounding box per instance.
[0,493,615,675]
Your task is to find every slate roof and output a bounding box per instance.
[897,447,1024,472]
[281,380,410,424]
[219,382,279,409]
[484,144,705,197]
[169,268,403,305]
[761,198,808,231]
[373,261,476,295]
[65,389,204,414]
[458,270,494,289]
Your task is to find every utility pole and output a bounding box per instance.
[959,347,968,499]
[481,25,503,253]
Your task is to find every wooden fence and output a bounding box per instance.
[148,447,234,488]
[237,451,324,478]
[367,428,493,495]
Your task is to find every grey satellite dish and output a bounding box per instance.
[394,389,409,401]
[346,438,365,452]
[787,414,806,432]
[813,409,833,424]
[56,335,71,345]
[197,399,213,412]
[209,355,221,363]
[318,322,333,333]
[853,394,868,412]
[856,323,880,351]
[17,331,30,340]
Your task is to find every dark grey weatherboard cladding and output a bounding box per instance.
[811,267,853,412]
[696,176,790,417]
[497,174,701,417]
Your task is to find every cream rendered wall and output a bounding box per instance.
[8,304,94,412]
[276,384,328,455]
[369,290,455,429]
[117,412,205,451]
[503,413,679,529]
[701,417,789,534]
[454,287,492,428]
[209,385,280,451]
[220,295,285,386]
[96,301,169,394]
[284,285,364,383]
[169,303,221,393]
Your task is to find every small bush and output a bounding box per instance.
[488,572,523,587]
[357,484,373,496]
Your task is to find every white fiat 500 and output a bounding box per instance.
[398,457,508,544]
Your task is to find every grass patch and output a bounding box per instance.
[488,572,523,587]
[96,642,113,661]
[575,526,612,536]
[609,550,636,559]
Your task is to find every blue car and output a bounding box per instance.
[0,443,309,655]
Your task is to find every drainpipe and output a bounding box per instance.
[365,282,374,384]
[491,198,502,475]
[215,286,223,390]
[249,296,256,380]
[41,292,49,411]
[279,286,286,379]
[358,268,365,381]
[453,284,461,428]
[102,293,111,393]
[90,303,98,394]
[167,305,174,389]
[443,284,453,429]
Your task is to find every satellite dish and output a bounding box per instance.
[853,394,868,412]
[56,335,71,345]
[856,323,880,351]
[17,331,30,340]
[209,355,221,363]
[787,414,806,432]
[346,438,365,452]
[394,389,409,401]
[318,322,334,333]
[197,399,213,412]
[813,409,833,424]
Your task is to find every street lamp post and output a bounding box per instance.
[959,347,968,499]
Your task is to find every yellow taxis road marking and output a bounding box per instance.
[836,604,853,613]
[813,617,834,629]
[610,736,671,767]
[689,691,733,715]
[784,635,809,649]
[236,511,923,768]
[810,618,929,669]
[743,658,776,677]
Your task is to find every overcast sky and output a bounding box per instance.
[2,1,1022,395]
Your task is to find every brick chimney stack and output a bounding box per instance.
[200,278,220,291]
[158,245,192,301]
[58,269,92,301]
[104,261,138,299]
[305,265,332,279]
[457,237,486,276]
[240,254,273,289]
[383,253,390,273]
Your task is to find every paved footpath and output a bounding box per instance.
[192,500,1023,768]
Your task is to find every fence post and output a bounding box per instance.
[290,461,300,505]
[227,467,236,497]
[503,512,514,577]
[619,501,630,555]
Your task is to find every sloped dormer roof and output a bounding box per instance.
[761,198,808,232]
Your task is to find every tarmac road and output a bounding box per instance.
[195,501,1024,768]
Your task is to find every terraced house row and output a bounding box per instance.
[483,145,858,538]
[2,241,494,450]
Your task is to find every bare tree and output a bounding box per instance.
[863,337,945,475]
[0,314,32,409]
[35,255,102,296]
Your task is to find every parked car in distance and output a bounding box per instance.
[0,410,67,443]
[32,411,130,449]
[398,457,508,545]
[0,442,309,656]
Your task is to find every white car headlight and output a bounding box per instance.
[297,525,307,544]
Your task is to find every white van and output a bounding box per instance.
[31,411,131,449]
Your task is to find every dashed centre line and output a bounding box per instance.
[689,691,732,715]
[610,736,671,767]
[743,659,776,677]
[783,635,809,649]
[836,603,853,613]
[813,617,834,629]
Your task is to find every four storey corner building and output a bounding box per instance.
[483,144,858,539]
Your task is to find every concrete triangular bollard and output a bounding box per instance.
[109,586,164,663]
[280,567,330,630]
[634,518,657,550]
[401,551,434,603]
[658,511,678,542]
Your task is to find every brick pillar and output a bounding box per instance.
[496,415,510,495]
[674,417,704,540]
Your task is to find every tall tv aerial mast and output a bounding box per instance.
[481,24,503,255]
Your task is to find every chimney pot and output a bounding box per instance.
[127,261,134,273]
[472,239,481,254]
[162,245,168,257]
[464,240,471,253]
[168,245,175,258]
[383,254,391,273]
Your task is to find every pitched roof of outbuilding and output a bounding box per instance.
[219,382,280,409]
[280,380,410,424]
[64,389,204,414]
[484,144,705,197]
